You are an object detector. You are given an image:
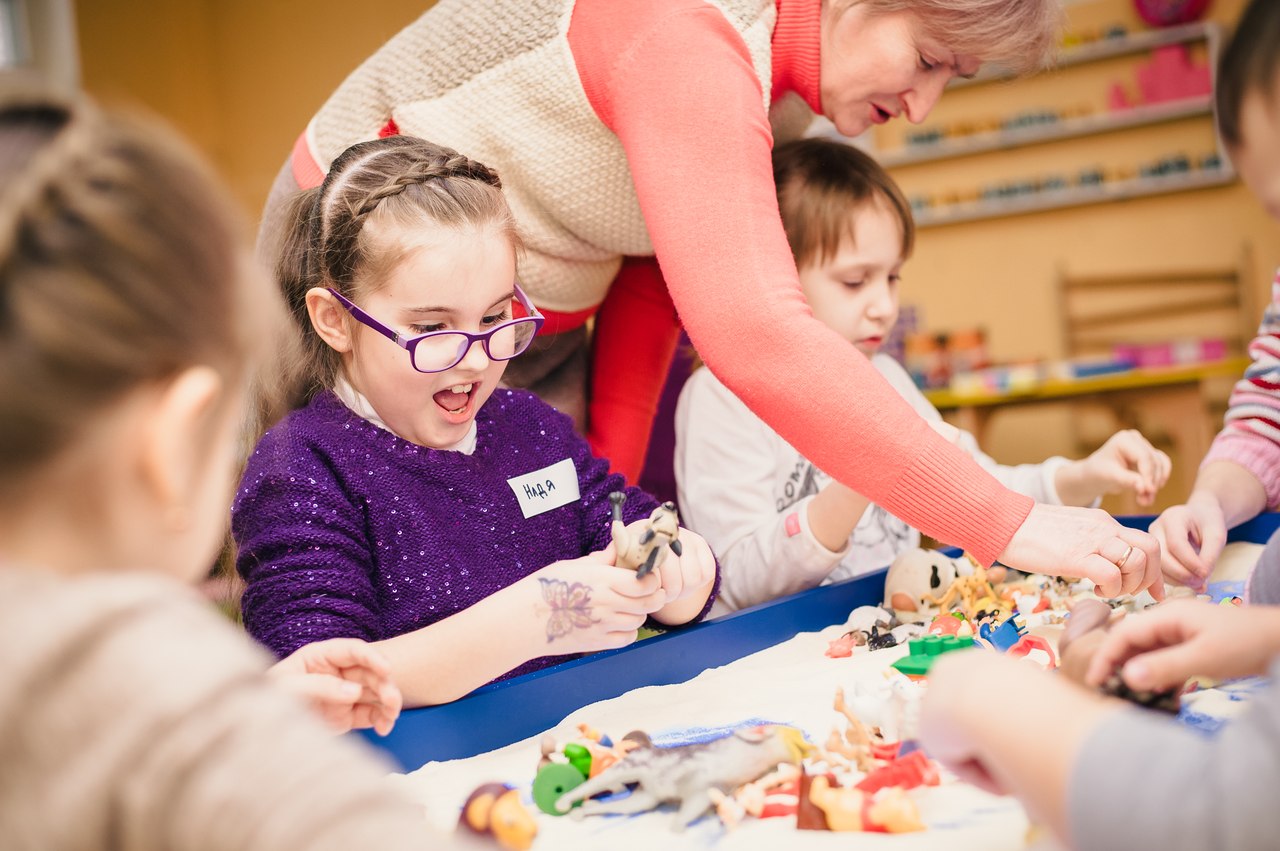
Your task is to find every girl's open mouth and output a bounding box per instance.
[432,382,477,419]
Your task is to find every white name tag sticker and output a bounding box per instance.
[507,457,581,519]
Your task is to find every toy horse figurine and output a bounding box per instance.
[609,492,683,578]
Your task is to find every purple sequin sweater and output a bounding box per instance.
[233,389,717,681]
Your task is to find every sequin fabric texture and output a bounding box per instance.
[232,389,708,681]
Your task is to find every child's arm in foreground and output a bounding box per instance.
[1084,598,1280,691]
[267,638,402,735]
[923,602,1280,851]
[675,372,868,611]
[374,550,668,706]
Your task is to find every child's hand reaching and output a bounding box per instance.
[1085,598,1280,692]
[267,638,403,736]
[527,550,669,655]
[1055,429,1171,507]
[921,649,1121,841]
[1148,491,1229,592]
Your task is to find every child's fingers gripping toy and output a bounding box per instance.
[609,491,683,578]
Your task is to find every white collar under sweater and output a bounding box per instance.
[333,376,477,455]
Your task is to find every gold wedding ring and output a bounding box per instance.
[1115,544,1134,570]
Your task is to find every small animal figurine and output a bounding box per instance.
[609,491,683,578]
[927,565,1005,621]
[866,624,898,650]
[458,783,538,851]
[883,549,966,612]
[554,724,813,830]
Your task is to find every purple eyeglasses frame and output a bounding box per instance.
[325,284,545,374]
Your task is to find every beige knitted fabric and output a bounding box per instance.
[304,0,780,313]
[0,567,448,850]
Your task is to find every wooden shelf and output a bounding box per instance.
[882,96,1213,167]
[951,21,1219,89]
[914,167,1236,229]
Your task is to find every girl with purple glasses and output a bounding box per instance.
[234,135,718,707]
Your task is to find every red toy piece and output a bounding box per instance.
[854,751,941,795]
[826,632,859,658]
[1007,634,1058,670]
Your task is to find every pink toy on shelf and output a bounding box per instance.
[1135,45,1213,105]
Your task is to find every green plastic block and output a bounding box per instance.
[891,634,975,677]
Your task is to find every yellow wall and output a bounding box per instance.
[77,0,1275,509]
[76,0,436,215]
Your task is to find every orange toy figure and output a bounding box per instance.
[458,783,538,851]
[609,491,683,578]
[807,777,925,833]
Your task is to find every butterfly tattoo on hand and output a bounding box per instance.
[539,577,600,643]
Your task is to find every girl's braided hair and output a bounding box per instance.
[271,135,519,412]
[0,81,268,480]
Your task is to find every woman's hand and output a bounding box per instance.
[1056,429,1171,507]
[525,550,668,654]
[268,638,403,736]
[999,503,1164,599]
[1085,598,1280,691]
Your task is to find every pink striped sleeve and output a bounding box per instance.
[567,0,1031,563]
[1203,271,1280,508]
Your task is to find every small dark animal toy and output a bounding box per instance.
[609,491,683,578]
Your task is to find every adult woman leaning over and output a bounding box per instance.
[261,0,1164,594]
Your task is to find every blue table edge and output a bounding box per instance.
[360,512,1280,770]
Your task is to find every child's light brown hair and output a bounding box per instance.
[271,135,521,412]
[0,82,271,483]
[772,138,915,272]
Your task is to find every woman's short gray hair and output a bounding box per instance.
[838,0,1062,75]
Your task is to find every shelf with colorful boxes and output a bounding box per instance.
[880,20,1232,228]
[909,154,1233,229]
